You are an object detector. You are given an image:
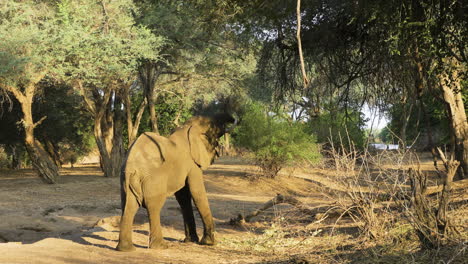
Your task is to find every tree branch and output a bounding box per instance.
[296,0,309,88]
[0,82,25,102]
[76,80,96,114]
[32,116,47,129]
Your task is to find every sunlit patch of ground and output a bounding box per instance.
[0,155,466,263]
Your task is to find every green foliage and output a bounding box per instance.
[138,93,192,137]
[383,93,454,148]
[379,126,393,144]
[0,1,62,87]
[56,0,164,87]
[35,81,94,163]
[308,110,367,150]
[135,0,256,105]
[234,102,320,178]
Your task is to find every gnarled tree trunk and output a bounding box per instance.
[77,81,124,178]
[439,59,467,180]
[1,80,59,183]
[19,92,59,184]
[43,137,62,167]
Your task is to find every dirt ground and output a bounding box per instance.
[0,155,466,264]
[0,156,325,264]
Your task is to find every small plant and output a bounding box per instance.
[234,102,320,178]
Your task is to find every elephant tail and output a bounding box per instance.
[124,170,144,208]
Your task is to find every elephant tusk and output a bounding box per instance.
[225,117,238,133]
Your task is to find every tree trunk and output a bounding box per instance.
[125,92,146,146]
[439,60,467,180]
[8,144,23,170]
[147,92,159,134]
[419,99,438,170]
[0,80,58,182]
[93,92,124,178]
[110,95,125,178]
[11,151,21,169]
[224,133,231,155]
[139,62,161,135]
[19,96,59,184]
[399,101,413,149]
[44,138,62,167]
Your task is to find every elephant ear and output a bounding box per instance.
[188,125,212,170]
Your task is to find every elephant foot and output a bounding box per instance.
[116,241,137,252]
[183,235,199,243]
[149,240,169,250]
[200,234,216,246]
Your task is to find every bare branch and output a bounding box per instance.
[32,116,47,129]
[296,0,309,87]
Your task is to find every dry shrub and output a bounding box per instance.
[404,150,462,249]
[327,133,465,253]
[327,134,410,241]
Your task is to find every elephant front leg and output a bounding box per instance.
[116,195,139,252]
[145,194,169,249]
[175,184,199,243]
[187,169,216,246]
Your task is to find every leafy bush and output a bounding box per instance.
[308,110,367,150]
[234,102,320,178]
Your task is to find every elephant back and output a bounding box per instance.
[126,132,178,172]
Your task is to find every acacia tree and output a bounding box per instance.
[348,0,468,178]
[57,0,164,177]
[0,1,62,183]
[230,0,467,177]
[134,0,255,135]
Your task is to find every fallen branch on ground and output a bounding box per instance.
[228,194,349,225]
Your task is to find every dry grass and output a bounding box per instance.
[0,153,466,264]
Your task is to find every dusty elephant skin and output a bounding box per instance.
[116,114,235,252]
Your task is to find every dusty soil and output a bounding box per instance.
[0,155,466,264]
[0,157,327,264]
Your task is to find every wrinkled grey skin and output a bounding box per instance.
[116,114,235,251]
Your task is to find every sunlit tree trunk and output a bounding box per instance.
[1,79,59,182]
[92,90,124,178]
[224,133,231,155]
[19,85,59,183]
[77,80,124,178]
[438,58,467,179]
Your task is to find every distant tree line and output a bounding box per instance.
[0,0,465,181]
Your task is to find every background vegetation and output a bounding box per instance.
[0,0,466,262]
[234,102,321,177]
[0,0,466,179]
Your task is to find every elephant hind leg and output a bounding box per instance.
[175,184,199,243]
[145,194,168,249]
[116,194,139,252]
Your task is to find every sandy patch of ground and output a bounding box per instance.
[0,157,322,264]
[1,155,466,264]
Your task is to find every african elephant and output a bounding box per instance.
[116,113,235,251]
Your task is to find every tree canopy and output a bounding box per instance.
[0,0,466,180]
